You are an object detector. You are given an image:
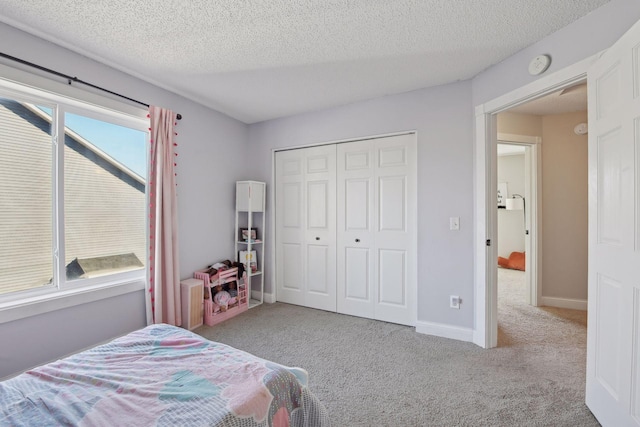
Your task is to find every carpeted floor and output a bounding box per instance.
[194,269,597,426]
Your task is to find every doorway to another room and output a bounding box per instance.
[476,23,640,424]
[494,84,588,348]
[496,142,530,345]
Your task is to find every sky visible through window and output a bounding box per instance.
[66,113,147,178]
[39,107,147,178]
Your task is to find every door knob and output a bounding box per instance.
[355,238,360,243]
[315,237,320,240]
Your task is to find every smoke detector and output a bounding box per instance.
[574,123,588,135]
[528,55,551,76]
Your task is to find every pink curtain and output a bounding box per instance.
[146,106,181,326]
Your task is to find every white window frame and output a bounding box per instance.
[0,63,149,324]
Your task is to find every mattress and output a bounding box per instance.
[0,324,329,426]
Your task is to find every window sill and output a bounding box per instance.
[0,279,146,325]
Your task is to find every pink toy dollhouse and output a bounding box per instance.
[194,266,248,326]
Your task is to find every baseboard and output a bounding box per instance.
[540,296,587,311]
[251,290,276,304]
[415,320,474,343]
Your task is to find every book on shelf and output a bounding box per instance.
[239,250,257,273]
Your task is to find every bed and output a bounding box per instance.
[0,324,330,426]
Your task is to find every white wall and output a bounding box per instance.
[497,153,525,259]
[0,293,146,380]
[249,81,475,328]
[0,22,249,378]
[497,112,542,137]
[472,0,640,106]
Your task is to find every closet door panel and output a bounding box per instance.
[379,176,406,232]
[282,243,302,291]
[378,249,406,306]
[379,144,408,167]
[345,150,370,170]
[304,145,337,311]
[345,179,370,229]
[373,134,417,326]
[337,141,376,318]
[275,151,306,306]
[307,245,329,294]
[345,247,370,300]
[307,181,329,228]
[282,182,301,228]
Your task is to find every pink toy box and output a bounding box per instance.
[194,267,248,326]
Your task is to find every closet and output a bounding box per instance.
[275,133,417,326]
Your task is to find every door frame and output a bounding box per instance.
[496,135,541,307]
[473,53,598,348]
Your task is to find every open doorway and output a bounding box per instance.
[494,83,588,347]
[476,24,640,423]
[496,143,527,300]
[496,142,529,345]
[473,53,593,349]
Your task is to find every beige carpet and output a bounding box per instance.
[194,270,597,426]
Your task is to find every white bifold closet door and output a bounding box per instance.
[336,134,417,326]
[275,133,416,326]
[275,145,337,312]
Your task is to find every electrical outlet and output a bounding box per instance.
[450,295,461,309]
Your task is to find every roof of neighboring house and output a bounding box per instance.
[3,98,145,192]
[66,253,143,279]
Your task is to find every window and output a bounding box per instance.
[0,81,149,302]
[0,98,53,295]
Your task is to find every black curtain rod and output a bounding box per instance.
[0,52,182,120]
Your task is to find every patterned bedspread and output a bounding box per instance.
[0,324,330,426]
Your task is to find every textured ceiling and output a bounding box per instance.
[0,1,608,123]
[509,83,587,115]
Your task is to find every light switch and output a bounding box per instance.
[449,217,460,230]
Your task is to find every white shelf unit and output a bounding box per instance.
[234,181,265,308]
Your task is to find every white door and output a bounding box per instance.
[523,143,541,307]
[336,139,376,319]
[304,145,337,311]
[337,134,417,326]
[586,19,640,427]
[275,149,305,306]
[275,145,337,311]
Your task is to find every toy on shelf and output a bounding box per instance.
[194,261,248,326]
